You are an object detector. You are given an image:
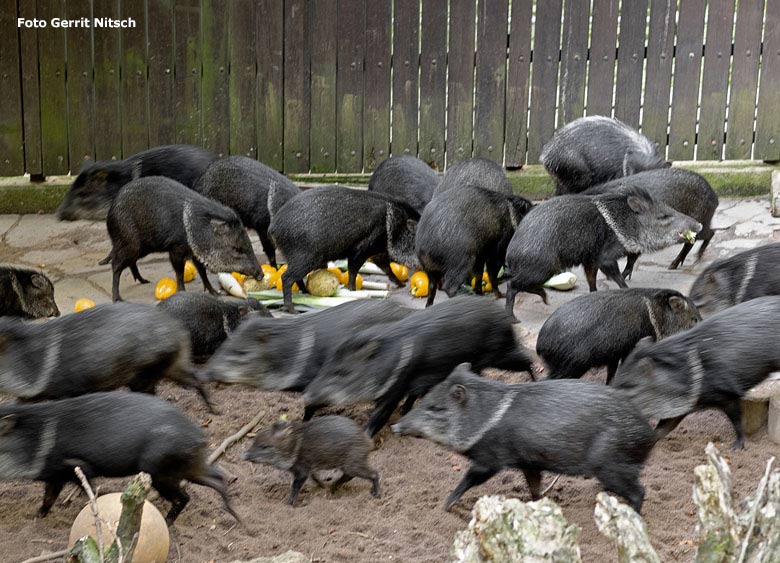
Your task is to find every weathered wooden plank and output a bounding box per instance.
[418,0,447,170]
[336,0,365,172]
[527,0,562,162]
[642,0,676,153]
[614,0,648,128]
[310,0,338,172]
[18,0,42,174]
[755,0,780,161]
[697,0,735,160]
[667,0,706,160]
[37,0,69,174]
[201,0,229,156]
[0,0,24,175]
[391,0,419,157]
[557,0,589,128]
[504,0,532,167]
[228,0,256,157]
[256,0,283,169]
[586,0,619,117]
[121,0,149,156]
[283,0,310,172]
[147,0,176,147]
[64,0,94,169]
[173,0,201,148]
[362,1,391,171]
[446,0,476,165]
[725,0,765,160]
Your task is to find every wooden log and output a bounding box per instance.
[594,493,660,563]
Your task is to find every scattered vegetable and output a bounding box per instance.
[183,260,197,283]
[261,264,277,276]
[390,262,410,283]
[410,271,430,298]
[73,298,96,313]
[155,277,178,300]
[543,272,577,291]
[218,272,247,298]
[470,272,492,293]
[307,269,340,297]
[231,272,247,286]
[682,230,698,244]
[275,275,299,293]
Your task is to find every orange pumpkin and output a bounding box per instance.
[183,261,197,283]
[155,277,177,300]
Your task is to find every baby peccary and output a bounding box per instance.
[204,300,412,391]
[0,392,238,524]
[157,293,271,361]
[57,144,216,221]
[541,116,669,195]
[368,155,439,214]
[0,265,59,319]
[304,296,533,437]
[244,416,380,506]
[268,186,419,313]
[584,168,719,278]
[537,289,700,384]
[194,156,301,267]
[103,176,260,302]
[613,296,780,450]
[689,243,780,316]
[392,364,655,513]
[416,185,532,306]
[504,187,701,316]
[434,158,513,197]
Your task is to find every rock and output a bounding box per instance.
[742,400,769,436]
[229,552,309,563]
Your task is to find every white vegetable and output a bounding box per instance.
[360,280,390,290]
[327,260,385,276]
[246,290,360,308]
[218,273,247,298]
[543,272,577,291]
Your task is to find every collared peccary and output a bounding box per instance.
[613,296,780,449]
[689,243,780,316]
[0,302,213,409]
[434,158,513,197]
[157,293,271,361]
[504,187,702,316]
[268,186,419,313]
[57,144,216,221]
[368,155,439,214]
[204,300,412,390]
[541,116,669,195]
[583,168,719,278]
[416,185,533,306]
[243,416,380,506]
[0,265,59,319]
[103,176,260,302]
[537,288,700,384]
[391,363,655,512]
[0,392,238,523]
[193,156,301,267]
[303,296,533,437]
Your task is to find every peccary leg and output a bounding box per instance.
[190,466,241,523]
[170,251,188,292]
[669,243,694,270]
[111,260,130,302]
[37,478,67,517]
[598,467,645,513]
[154,478,191,525]
[599,260,629,289]
[330,473,353,492]
[346,257,365,291]
[287,472,308,505]
[257,230,277,268]
[622,254,640,280]
[471,259,485,296]
[445,465,498,511]
[372,254,404,287]
[722,399,746,450]
[583,263,599,292]
[485,259,504,298]
[654,415,685,440]
[365,391,405,437]
[695,229,714,262]
[425,272,440,308]
[521,469,543,500]
[281,269,303,313]
[193,259,219,295]
[130,263,150,284]
[303,405,321,421]
[504,281,520,317]
[527,286,549,305]
[606,361,619,385]
[491,351,533,376]
[400,394,419,415]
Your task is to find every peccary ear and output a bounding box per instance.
[635,336,655,351]
[668,295,687,313]
[0,415,16,436]
[626,194,652,214]
[449,384,467,405]
[406,219,417,235]
[30,274,47,290]
[453,362,472,375]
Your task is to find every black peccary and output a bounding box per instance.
[57,144,216,221]
[504,187,702,316]
[613,296,780,449]
[194,156,301,267]
[689,242,780,316]
[204,300,412,390]
[391,364,655,513]
[157,293,271,361]
[368,155,439,214]
[541,116,669,195]
[583,168,719,278]
[0,265,59,319]
[537,288,700,384]
[0,392,238,524]
[303,296,533,437]
[416,185,532,306]
[434,158,513,197]
[244,416,380,506]
[268,186,419,313]
[103,176,260,302]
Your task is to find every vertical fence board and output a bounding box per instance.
[173,0,201,147]
[725,0,765,160]
[64,0,94,169]
[310,0,337,172]
[668,0,705,160]
[392,0,419,157]
[256,0,283,169]
[18,0,42,174]
[418,0,447,170]
[755,0,780,161]
[201,0,229,156]
[558,0,589,128]
[121,0,149,156]
[504,0,532,167]
[0,0,24,175]
[336,0,365,172]
[527,0,562,162]
[586,0,619,116]
[37,0,69,174]
[642,0,676,153]
[147,0,175,147]
[446,0,475,165]
[614,0,648,128]
[283,0,310,172]
[697,0,735,160]
[228,0,256,157]
[362,1,391,171]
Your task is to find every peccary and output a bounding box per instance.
[204,300,412,390]
[0,302,213,409]
[504,187,702,316]
[537,288,700,384]
[434,158,513,197]
[268,186,419,313]
[103,176,260,302]
[303,296,533,437]
[157,293,271,361]
[583,168,719,278]
[541,116,669,195]
[0,265,59,319]
[57,144,216,221]
[244,416,380,506]
[416,185,533,306]
[0,392,238,523]
[689,243,780,316]
[391,363,655,512]
[613,296,780,449]
[194,156,301,267]
[368,155,439,214]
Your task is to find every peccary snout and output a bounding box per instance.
[0,266,59,319]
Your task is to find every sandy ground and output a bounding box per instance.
[1,198,780,562]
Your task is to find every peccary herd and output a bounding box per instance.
[2,116,779,540]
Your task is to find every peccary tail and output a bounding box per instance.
[190,464,242,525]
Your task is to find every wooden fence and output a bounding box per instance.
[0,0,779,179]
